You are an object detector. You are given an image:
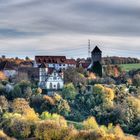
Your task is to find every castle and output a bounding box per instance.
[36,46,102,91]
[35,56,76,91]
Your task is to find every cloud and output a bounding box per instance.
[0,0,140,58]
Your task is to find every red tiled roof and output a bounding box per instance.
[77,62,90,69]
[81,63,90,68]
[35,56,66,64]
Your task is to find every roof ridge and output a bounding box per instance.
[92,46,102,53]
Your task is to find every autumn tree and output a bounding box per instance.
[0,96,9,114]
[11,98,39,122]
[83,117,99,130]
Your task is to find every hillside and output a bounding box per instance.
[120,63,140,71]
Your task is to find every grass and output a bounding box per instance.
[119,63,140,72]
[67,120,83,129]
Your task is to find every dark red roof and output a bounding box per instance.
[35,56,66,64]
[77,61,90,69]
[81,63,90,69]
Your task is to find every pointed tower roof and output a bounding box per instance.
[91,46,102,53]
[39,63,48,68]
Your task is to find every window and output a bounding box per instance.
[38,59,41,63]
[53,77,57,80]
[57,83,60,89]
[50,83,52,89]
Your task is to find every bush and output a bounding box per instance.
[8,119,31,139]
[40,112,61,121]
[35,120,67,140]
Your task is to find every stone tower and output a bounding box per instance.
[91,46,102,65]
[90,46,102,77]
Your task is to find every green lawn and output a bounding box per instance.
[119,63,140,72]
[67,120,83,129]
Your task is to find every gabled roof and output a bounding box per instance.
[35,56,66,64]
[39,63,48,68]
[19,61,33,67]
[91,46,102,53]
[46,68,63,81]
[66,59,76,65]
[0,61,17,70]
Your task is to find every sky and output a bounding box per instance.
[0,0,140,59]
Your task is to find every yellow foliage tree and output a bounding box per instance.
[83,117,99,130]
[35,119,67,140]
[12,98,39,122]
[93,84,115,107]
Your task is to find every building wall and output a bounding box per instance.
[39,69,64,90]
[46,80,64,90]
[92,52,102,64]
[46,72,64,90]
[4,70,17,78]
[39,68,48,82]
[36,63,76,70]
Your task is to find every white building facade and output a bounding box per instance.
[38,63,64,91]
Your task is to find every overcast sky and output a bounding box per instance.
[0,0,140,59]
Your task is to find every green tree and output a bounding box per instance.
[52,98,70,117]
[61,83,77,100]
[12,85,22,98]
[133,74,140,87]
[64,67,86,85]
[13,80,32,99]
